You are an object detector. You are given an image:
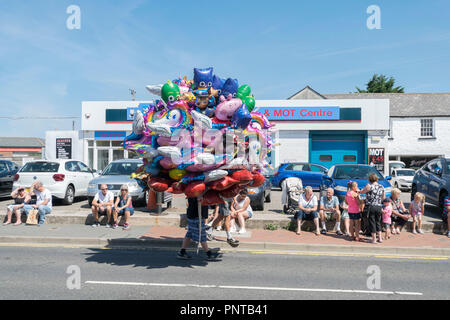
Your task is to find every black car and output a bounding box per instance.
[247,175,272,211]
[0,160,20,197]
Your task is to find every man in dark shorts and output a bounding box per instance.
[206,201,240,247]
[177,197,221,260]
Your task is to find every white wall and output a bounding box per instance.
[276,130,309,166]
[45,131,83,161]
[388,117,450,157]
[82,101,153,131]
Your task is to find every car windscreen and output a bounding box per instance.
[333,166,384,180]
[396,170,415,176]
[102,162,140,175]
[20,162,60,173]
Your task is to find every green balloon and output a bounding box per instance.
[236,84,251,100]
[244,96,255,112]
[161,81,180,104]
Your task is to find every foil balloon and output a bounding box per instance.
[161,81,181,104]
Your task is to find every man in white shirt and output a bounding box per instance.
[24,181,52,226]
[91,184,114,227]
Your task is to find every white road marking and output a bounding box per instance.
[85,281,423,296]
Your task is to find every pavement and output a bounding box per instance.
[0,191,449,257]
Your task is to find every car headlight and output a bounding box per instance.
[88,183,97,189]
[334,186,347,192]
[127,180,140,189]
[247,188,259,194]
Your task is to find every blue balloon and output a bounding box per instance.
[193,67,214,89]
[221,78,239,98]
[232,104,252,129]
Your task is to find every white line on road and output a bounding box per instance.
[85,281,423,296]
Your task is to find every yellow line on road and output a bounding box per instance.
[249,250,449,260]
[0,243,447,261]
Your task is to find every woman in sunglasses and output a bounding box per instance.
[113,185,134,230]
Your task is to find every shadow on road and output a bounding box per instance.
[83,238,223,269]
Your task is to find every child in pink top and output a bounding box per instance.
[345,181,361,241]
[382,198,393,239]
[409,192,425,234]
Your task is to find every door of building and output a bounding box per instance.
[310,132,366,168]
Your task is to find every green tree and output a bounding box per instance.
[356,74,404,93]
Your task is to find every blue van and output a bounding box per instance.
[321,164,392,201]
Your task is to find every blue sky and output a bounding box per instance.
[0,0,449,138]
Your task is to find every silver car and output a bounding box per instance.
[87,159,145,206]
[87,159,172,208]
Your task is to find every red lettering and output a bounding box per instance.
[327,111,332,116]
[274,109,283,117]
[300,109,307,116]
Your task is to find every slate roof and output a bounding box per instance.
[288,87,450,117]
[0,137,45,148]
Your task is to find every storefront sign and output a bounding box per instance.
[94,131,126,140]
[368,148,384,173]
[257,106,339,121]
[56,138,72,159]
[127,103,153,121]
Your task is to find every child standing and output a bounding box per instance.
[346,181,362,241]
[409,192,425,234]
[382,198,393,240]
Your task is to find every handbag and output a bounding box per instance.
[26,209,38,225]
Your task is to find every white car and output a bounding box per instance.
[391,168,415,191]
[13,159,95,205]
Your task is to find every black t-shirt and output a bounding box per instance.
[186,198,209,220]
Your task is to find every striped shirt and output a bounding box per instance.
[444,196,450,216]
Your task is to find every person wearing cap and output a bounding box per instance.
[113,184,134,230]
[4,187,31,226]
[91,184,114,227]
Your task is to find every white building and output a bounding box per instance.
[317,91,450,168]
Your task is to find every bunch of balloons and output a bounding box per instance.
[124,67,275,205]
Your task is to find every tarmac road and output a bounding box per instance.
[0,245,448,300]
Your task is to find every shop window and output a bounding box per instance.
[96,141,110,147]
[319,155,332,162]
[87,140,94,147]
[420,119,434,137]
[111,141,123,147]
[343,155,356,162]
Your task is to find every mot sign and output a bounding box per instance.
[368,148,384,173]
[56,138,72,159]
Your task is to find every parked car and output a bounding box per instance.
[0,160,20,197]
[411,158,449,217]
[87,159,172,207]
[391,168,415,191]
[13,159,95,205]
[321,164,392,202]
[271,162,328,190]
[247,174,272,211]
[389,161,406,174]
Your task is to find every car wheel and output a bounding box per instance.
[439,190,448,212]
[257,196,264,211]
[265,191,271,203]
[63,185,75,205]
